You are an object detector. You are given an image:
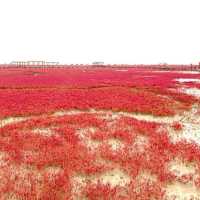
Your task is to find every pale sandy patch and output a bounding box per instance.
[133,170,160,196]
[71,168,130,199]
[71,174,87,199]
[0,151,10,167]
[32,128,55,137]
[96,168,130,187]
[0,193,21,200]
[94,110,120,121]
[167,158,198,179]
[169,122,200,146]
[153,70,174,73]
[118,111,181,124]
[107,138,124,151]
[0,107,199,199]
[0,117,28,128]
[21,150,40,163]
[53,109,85,117]
[1,164,65,199]
[50,104,200,149]
[176,71,200,74]
[129,135,149,154]
[142,75,155,77]
[163,103,200,146]
[179,104,200,123]
[51,107,200,149]
[115,69,128,72]
[42,166,63,182]
[154,70,200,74]
[164,182,200,200]
[51,107,184,125]
[5,164,43,199]
[136,170,157,183]
[76,127,96,139]
[76,127,100,149]
[175,78,200,83]
[181,88,200,98]
[96,108,181,124]
[10,166,35,195]
[72,168,130,188]
[86,139,100,150]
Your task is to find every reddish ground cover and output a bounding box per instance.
[0,66,200,199]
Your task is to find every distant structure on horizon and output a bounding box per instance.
[92,61,104,65]
[10,60,59,66]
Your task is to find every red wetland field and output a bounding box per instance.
[0,66,200,199]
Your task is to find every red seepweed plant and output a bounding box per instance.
[0,66,200,199]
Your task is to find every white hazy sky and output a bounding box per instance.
[0,0,199,64]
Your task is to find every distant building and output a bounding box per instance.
[10,60,59,66]
[92,61,104,65]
